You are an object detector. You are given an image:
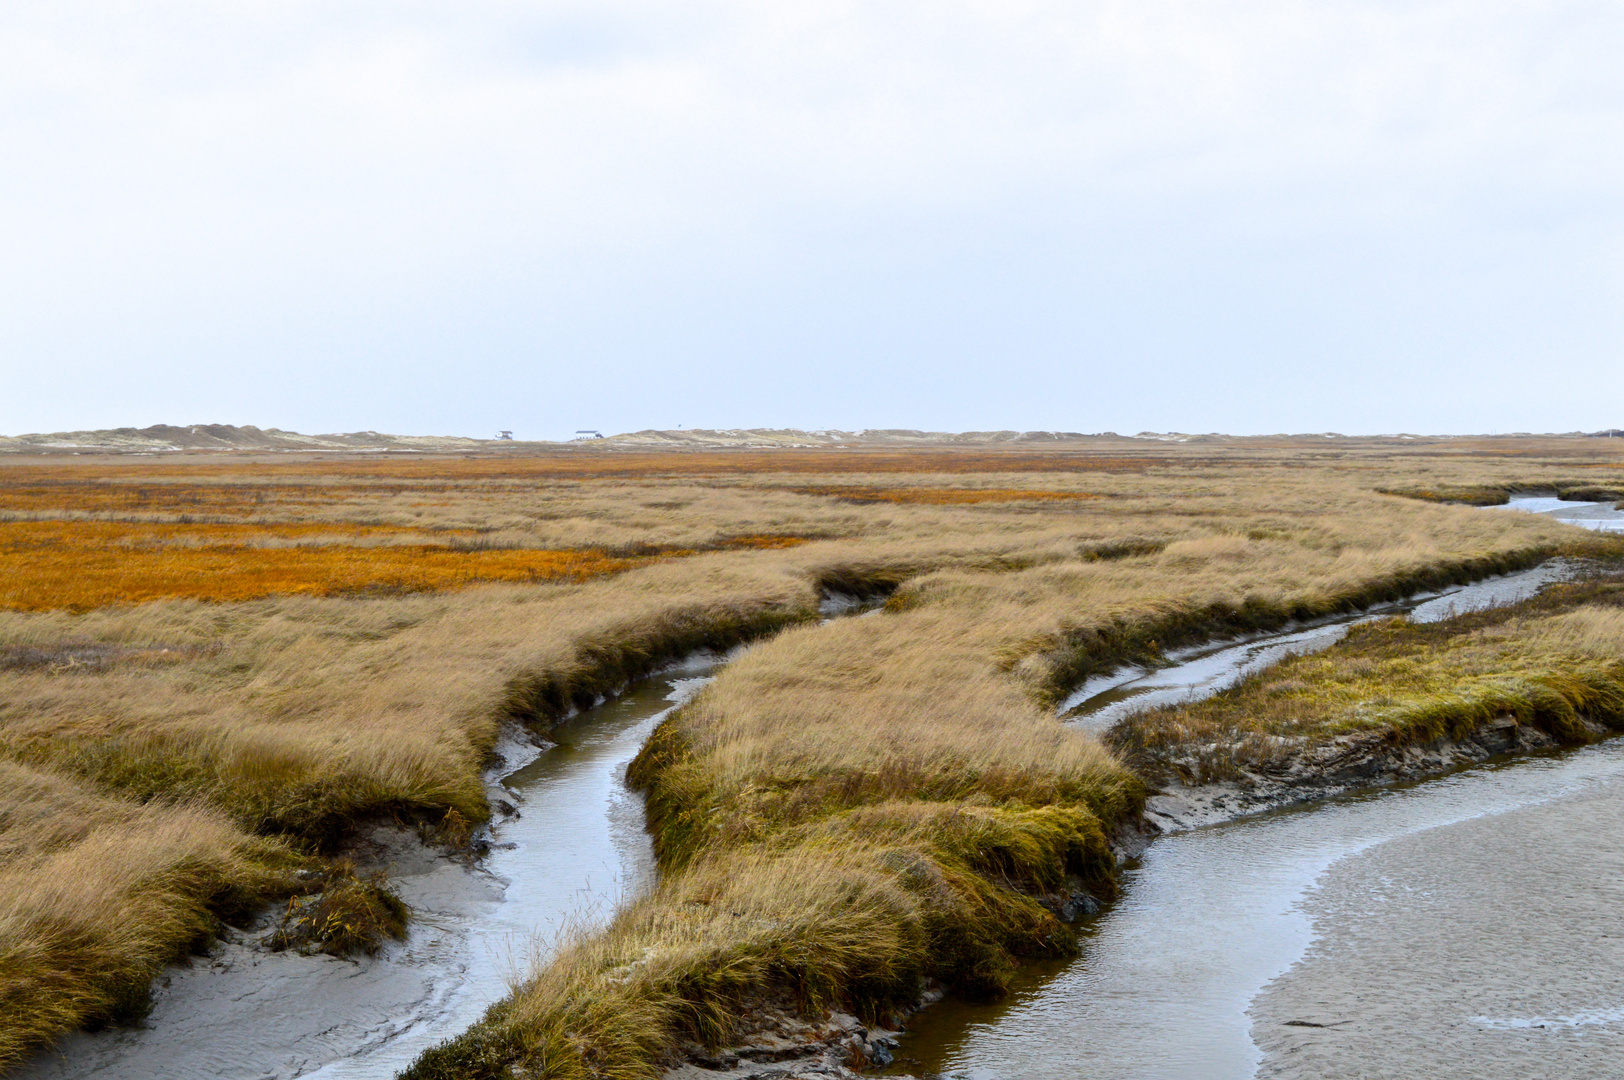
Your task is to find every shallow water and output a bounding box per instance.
[19,657,723,1080]
[1058,561,1572,733]
[888,740,1624,1080]
[308,658,724,1079]
[891,556,1608,1079]
[1488,494,1624,532]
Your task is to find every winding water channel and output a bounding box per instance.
[22,534,1621,1079]
[891,543,1624,1078]
[1059,561,1572,732]
[20,656,730,1080]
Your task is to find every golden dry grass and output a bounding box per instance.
[0,761,299,1068]
[3,437,1624,1073]
[784,486,1101,504]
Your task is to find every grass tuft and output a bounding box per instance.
[267,860,409,956]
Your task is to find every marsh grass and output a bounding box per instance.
[5,439,1624,1072]
[0,762,301,1071]
[1111,571,1624,783]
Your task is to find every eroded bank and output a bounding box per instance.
[17,659,728,1080]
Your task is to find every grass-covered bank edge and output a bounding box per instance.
[0,570,895,1075]
[1377,482,1624,508]
[1111,564,1624,790]
[1021,544,1582,710]
[0,785,308,1073]
[399,544,1618,1080]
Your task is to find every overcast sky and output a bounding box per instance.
[2,2,1621,440]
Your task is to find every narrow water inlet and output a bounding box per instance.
[1059,560,1575,733]
[889,556,1618,1079]
[306,656,731,1079]
[885,740,1624,1080]
[17,655,731,1080]
[1485,495,1624,532]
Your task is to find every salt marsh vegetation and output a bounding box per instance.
[1,435,1621,1076]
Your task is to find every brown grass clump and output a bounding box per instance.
[0,761,299,1071]
[267,861,408,956]
[0,520,654,611]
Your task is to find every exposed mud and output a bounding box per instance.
[18,657,727,1080]
[885,738,1624,1080]
[1141,715,1576,832]
[665,1005,914,1079]
[1251,761,1624,1079]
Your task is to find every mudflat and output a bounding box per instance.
[1253,765,1624,1080]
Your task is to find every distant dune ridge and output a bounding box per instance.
[0,423,1618,454]
[0,424,496,454]
[0,424,1135,453]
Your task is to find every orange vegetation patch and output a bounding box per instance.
[0,523,813,611]
[712,534,812,550]
[1,543,647,612]
[0,521,646,611]
[788,486,1101,505]
[0,520,471,551]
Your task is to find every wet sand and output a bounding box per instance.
[889,741,1624,1080]
[1253,767,1624,1079]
